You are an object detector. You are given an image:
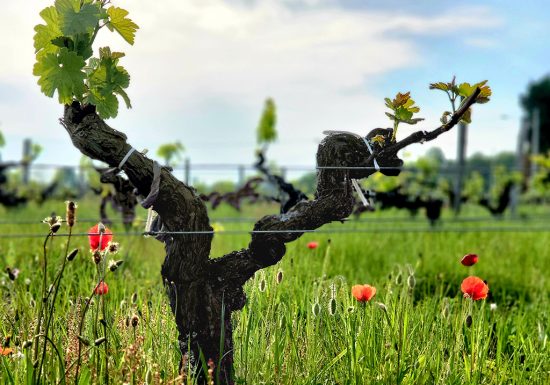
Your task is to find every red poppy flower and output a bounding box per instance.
[461,254,478,266]
[461,276,488,300]
[94,281,109,296]
[307,241,319,249]
[88,224,113,251]
[0,347,13,356]
[351,284,376,302]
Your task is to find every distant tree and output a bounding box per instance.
[256,98,277,149]
[156,141,185,167]
[521,75,550,153]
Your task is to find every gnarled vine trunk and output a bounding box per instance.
[61,90,478,384]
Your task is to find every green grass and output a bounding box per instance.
[0,198,549,384]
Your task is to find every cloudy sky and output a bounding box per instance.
[0,0,548,182]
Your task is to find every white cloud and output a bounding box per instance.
[0,0,502,171]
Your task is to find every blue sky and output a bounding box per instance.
[0,0,548,183]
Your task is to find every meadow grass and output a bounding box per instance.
[0,199,548,384]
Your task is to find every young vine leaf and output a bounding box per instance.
[33,0,139,119]
[430,77,492,124]
[33,48,86,104]
[106,7,139,45]
[384,92,424,142]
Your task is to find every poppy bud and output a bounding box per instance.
[131,314,139,328]
[461,254,478,267]
[94,337,106,346]
[307,241,319,249]
[131,292,138,304]
[94,281,109,296]
[465,314,473,328]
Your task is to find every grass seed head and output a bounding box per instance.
[131,314,139,328]
[67,248,78,261]
[65,201,77,227]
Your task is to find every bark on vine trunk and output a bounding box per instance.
[61,90,478,384]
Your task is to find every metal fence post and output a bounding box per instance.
[184,158,191,185]
[453,122,467,214]
[22,138,31,185]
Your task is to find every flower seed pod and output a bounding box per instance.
[131,314,139,328]
[276,270,283,284]
[312,302,321,317]
[65,201,77,227]
[258,278,266,292]
[328,298,337,316]
[67,248,78,261]
[441,299,450,319]
[395,273,403,286]
[407,274,416,289]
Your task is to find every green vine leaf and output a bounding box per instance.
[56,0,103,36]
[107,7,139,45]
[384,91,424,141]
[34,6,62,58]
[85,47,131,118]
[33,47,86,104]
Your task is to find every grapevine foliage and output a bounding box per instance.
[429,77,492,124]
[33,0,138,119]
[384,77,492,142]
